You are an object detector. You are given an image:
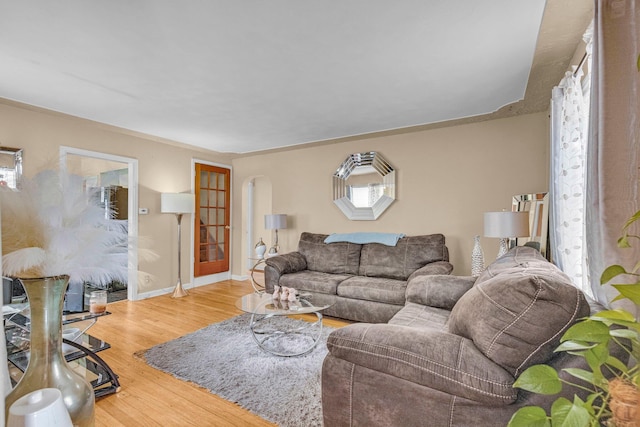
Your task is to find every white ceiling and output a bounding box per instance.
[0,1,588,154]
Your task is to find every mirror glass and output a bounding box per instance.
[333,152,395,220]
[0,147,23,189]
[512,192,550,260]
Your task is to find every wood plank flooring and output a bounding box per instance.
[89,279,349,427]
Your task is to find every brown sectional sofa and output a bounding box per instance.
[264,232,453,323]
[321,246,627,426]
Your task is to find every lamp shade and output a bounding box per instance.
[161,193,195,214]
[484,211,530,238]
[265,214,287,230]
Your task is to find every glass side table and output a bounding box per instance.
[4,306,121,398]
[249,257,268,293]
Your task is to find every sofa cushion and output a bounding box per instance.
[388,302,450,330]
[326,323,517,405]
[406,275,475,310]
[446,246,590,376]
[280,270,352,295]
[359,234,449,280]
[337,276,407,305]
[264,252,307,275]
[406,261,454,282]
[297,232,362,275]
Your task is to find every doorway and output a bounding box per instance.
[59,147,139,301]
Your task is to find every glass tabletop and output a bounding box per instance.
[4,303,110,326]
[3,304,120,397]
[236,292,331,315]
[5,323,111,367]
[4,311,111,357]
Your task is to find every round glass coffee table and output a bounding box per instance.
[235,292,332,357]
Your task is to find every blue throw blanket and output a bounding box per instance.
[324,232,406,246]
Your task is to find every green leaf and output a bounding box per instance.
[555,340,596,352]
[562,368,596,385]
[637,53,640,72]
[611,283,640,306]
[582,344,608,385]
[562,321,610,343]
[605,355,630,374]
[586,312,640,331]
[585,342,609,366]
[584,392,601,411]
[618,235,632,248]
[550,397,591,427]
[514,365,562,395]
[601,265,628,284]
[609,328,639,340]
[589,309,635,323]
[621,209,640,231]
[508,406,550,427]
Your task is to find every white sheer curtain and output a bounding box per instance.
[549,27,593,297]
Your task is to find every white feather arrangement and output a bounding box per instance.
[1,170,129,287]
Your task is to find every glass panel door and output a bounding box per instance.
[194,163,230,276]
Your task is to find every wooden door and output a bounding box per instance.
[194,163,230,276]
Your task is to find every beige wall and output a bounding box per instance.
[0,98,550,296]
[0,100,233,296]
[232,112,550,275]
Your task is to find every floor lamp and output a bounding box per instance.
[161,192,195,298]
[265,214,287,256]
[484,211,530,258]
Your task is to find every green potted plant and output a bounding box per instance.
[508,210,640,427]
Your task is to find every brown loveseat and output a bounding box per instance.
[264,232,453,323]
[321,246,625,426]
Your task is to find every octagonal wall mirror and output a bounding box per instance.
[332,151,396,220]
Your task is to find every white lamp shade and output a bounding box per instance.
[265,214,287,230]
[484,211,530,238]
[161,193,195,214]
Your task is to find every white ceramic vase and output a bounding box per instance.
[255,238,267,259]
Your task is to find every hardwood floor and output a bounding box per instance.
[89,279,349,426]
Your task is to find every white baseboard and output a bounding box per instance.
[193,272,231,286]
[134,272,245,300]
[136,286,176,300]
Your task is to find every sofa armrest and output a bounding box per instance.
[406,275,475,309]
[264,252,307,293]
[407,261,454,282]
[326,323,516,405]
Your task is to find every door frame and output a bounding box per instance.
[59,146,140,301]
[191,158,233,287]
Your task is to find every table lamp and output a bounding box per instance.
[484,211,530,258]
[161,192,195,298]
[265,214,287,256]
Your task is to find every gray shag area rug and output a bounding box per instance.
[141,313,335,427]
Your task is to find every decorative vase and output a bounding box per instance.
[497,238,510,258]
[255,237,266,259]
[4,276,95,427]
[471,235,485,276]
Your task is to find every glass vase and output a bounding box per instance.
[5,276,95,427]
